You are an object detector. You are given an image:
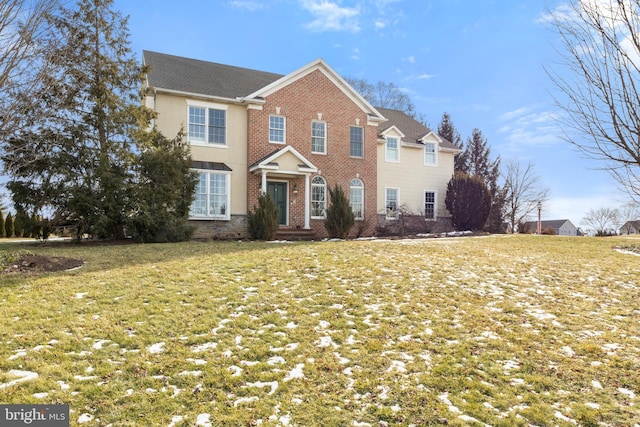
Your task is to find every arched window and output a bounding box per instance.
[311,176,326,218]
[350,178,364,220]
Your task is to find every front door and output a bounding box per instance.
[267,182,287,225]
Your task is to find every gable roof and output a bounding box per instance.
[523,219,576,229]
[143,50,283,100]
[375,107,459,151]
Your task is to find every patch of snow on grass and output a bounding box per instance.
[554,410,577,424]
[191,342,217,353]
[195,413,212,426]
[77,413,94,423]
[33,392,48,399]
[147,342,165,354]
[561,346,576,357]
[228,365,243,377]
[246,380,278,395]
[168,415,183,427]
[284,364,305,381]
[618,387,636,399]
[316,336,338,348]
[438,392,461,413]
[8,350,26,360]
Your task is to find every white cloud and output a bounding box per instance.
[228,1,265,12]
[498,105,562,148]
[301,0,361,33]
[406,55,415,63]
[375,20,387,30]
[417,73,436,80]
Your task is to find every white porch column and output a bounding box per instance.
[261,171,267,194]
[303,173,311,229]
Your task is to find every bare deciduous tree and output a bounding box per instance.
[0,0,60,139]
[546,0,640,202]
[345,76,416,118]
[582,206,620,235]
[502,159,550,233]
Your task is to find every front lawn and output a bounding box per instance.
[1,235,639,426]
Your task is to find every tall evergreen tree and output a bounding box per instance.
[5,212,13,238]
[458,128,503,232]
[445,172,492,231]
[0,211,5,238]
[437,113,466,172]
[324,184,355,239]
[128,130,198,243]
[3,0,155,240]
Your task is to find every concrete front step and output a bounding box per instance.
[275,228,317,241]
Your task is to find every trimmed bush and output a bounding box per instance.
[324,184,355,239]
[248,192,279,240]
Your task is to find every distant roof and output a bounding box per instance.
[143,50,283,99]
[523,219,576,229]
[375,107,458,150]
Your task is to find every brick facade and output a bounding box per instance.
[247,69,378,238]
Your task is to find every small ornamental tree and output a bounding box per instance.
[248,193,279,240]
[0,211,5,238]
[445,172,492,231]
[5,213,14,238]
[324,184,355,239]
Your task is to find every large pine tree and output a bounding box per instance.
[3,0,155,239]
[457,128,504,233]
[437,113,466,172]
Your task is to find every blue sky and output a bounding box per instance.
[113,0,629,226]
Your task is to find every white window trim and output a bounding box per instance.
[385,136,400,162]
[350,126,364,158]
[424,190,437,221]
[189,170,231,221]
[269,115,286,144]
[385,187,400,220]
[350,178,364,220]
[311,176,327,219]
[311,120,327,154]
[424,142,438,166]
[186,100,228,147]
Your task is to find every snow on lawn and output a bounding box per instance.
[1,235,639,425]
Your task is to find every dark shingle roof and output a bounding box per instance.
[375,107,458,150]
[143,50,283,99]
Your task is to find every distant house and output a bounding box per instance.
[522,219,579,236]
[619,220,640,235]
[142,51,460,239]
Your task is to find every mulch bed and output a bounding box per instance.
[3,255,84,274]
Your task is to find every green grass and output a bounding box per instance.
[1,235,639,426]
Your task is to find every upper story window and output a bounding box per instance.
[386,137,399,162]
[424,191,436,220]
[424,142,437,165]
[269,115,285,144]
[190,171,230,220]
[188,104,226,145]
[350,126,363,158]
[350,178,364,220]
[311,176,326,218]
[311,121,326,154]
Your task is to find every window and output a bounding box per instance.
[270,115,285,143]
[311,121,326,153]
[424,142,436,165]
[424,191,436,220]
[188,106,226,145]
[190,171,230,219]
[350,126,363,158]
[311,176,326,218]
[385,188,399,219]
[386,137,399,162]
[350,179,364,220]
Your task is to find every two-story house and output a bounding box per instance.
[143,51,458,239]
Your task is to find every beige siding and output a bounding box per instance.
[377,139,456,218]
[152,92,248,215]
